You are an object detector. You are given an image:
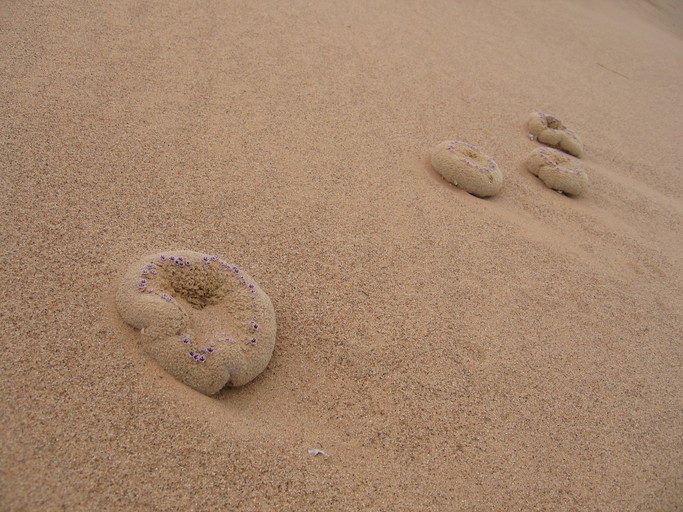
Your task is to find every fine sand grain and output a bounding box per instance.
[1,1,682,510]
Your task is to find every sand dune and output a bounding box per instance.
[1,0,682,510]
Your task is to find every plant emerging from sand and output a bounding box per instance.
[430,140,504,197]
[526,147,589,196]
[528,111,584,158]
[116,250,276,395]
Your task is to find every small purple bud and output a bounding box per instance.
[211,255,219,261]
[249,337,257,345]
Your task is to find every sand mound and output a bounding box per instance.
[528,111,584,157]
[430,140,504,197]
[115,250,276,395]
[526,147,589,196]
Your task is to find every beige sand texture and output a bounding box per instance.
[1,1,682,511]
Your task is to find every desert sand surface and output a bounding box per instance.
[1,0,682,510]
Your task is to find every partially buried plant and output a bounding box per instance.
[116,250,277,395]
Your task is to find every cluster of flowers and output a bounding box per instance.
[447,140,499,173]
[215,319,259,346]
[136,278,174,303]
[201,255,257,298]
[160,255,191,267]
[140,263,158,276]
[181,334,216,363]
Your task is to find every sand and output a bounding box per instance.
[1,0,682,510]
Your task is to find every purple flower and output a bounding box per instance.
[137,279,148,289]
[198,355,206,362]
[169,256,176,262]
[232,266,240,273]
[141,269,149,275]
[206,346,215,354]
[149,269,157,275]
[211,255,219,261]
[160,293,173,302]
[185,260,191,266]
[251,322,259,330]
[182,335,191,345]
[249,337,258,345]
[203,256,210,264]
[159,255,167,261]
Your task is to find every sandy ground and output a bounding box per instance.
[1,0,682,510]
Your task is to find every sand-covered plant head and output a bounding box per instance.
[430,140,504,197]
[115,250,276,395]
[526,147,589,196]
[528,111,584,158]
